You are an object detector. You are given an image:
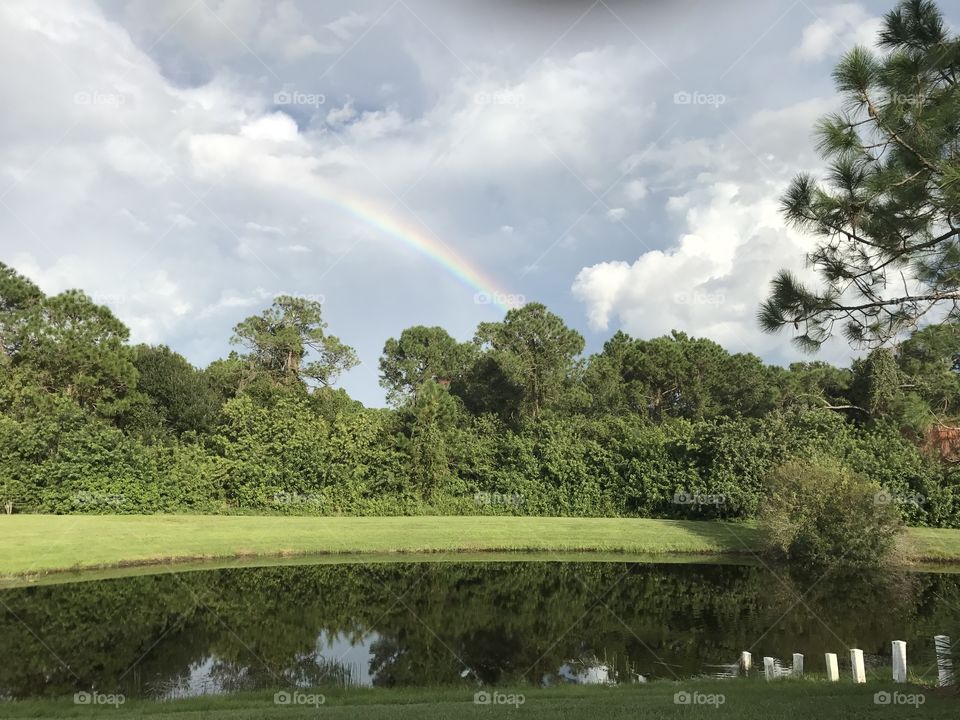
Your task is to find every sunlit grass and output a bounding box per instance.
[0,515,958,580]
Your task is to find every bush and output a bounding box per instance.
[759,456,903,567]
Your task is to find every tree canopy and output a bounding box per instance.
[231,295,359,389]
[761,0,960,349]
[1,260,959,527]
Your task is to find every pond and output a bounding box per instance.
[1,559,959,699]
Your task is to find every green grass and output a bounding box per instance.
[2,680,956,719]
[1,515,960,580]
[901,525,960,562]
[0,515,759,578]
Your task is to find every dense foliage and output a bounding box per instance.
[759,457,904,566]
[3,259,960,526]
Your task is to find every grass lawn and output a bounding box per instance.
[0,515,760,578]
[2,681,956,719]
[1,514,960,579]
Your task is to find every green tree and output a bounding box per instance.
[10,289,138,418]
[204,353,246,404]
[472,303,584,419]
[379,326,473,405]
[760,456,904,567]
[896,323,960,423]
[849,347,916,421]
[582,331,651,416]
[231,296,358,389]
[776,361,855,414]
[129,344,221,437]
[584,331,778,420]
[400,380,461,497]
[0,262,43,358]
[760,0,960,349]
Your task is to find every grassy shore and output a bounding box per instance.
[2,681,956,719]
[0,515,761,578]
[2,515,960,579]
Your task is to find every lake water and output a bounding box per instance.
[1,559,958,699]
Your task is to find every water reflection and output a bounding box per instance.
[0,560,958,699]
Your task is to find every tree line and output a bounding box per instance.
[2,260,960,524]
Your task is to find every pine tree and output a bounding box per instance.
[760,0,960,350]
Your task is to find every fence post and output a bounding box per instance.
[850,649,866,683]
[763,656,775,681]
[934,635,954,686]
[792,653,803,677]
[825,653,839,681]
[740,651,752,675]
[892,640,907,683]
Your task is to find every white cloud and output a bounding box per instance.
[794,3,882,61]
[121,0,367,64]
[622,178,648,204]
[573,181,816,353]
[104,136,175,185]
[325,99,357,127]
[245,221,285,235]
[572,96,851,360]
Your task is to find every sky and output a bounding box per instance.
[1,0,950,407]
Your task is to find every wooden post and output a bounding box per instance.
[934,635,954,686]
[825,653,839,681]
[850,649,866,683]
[792,653,803,677]
[892,641,907,683]
[740,651,752,675]
[763,656,775,681]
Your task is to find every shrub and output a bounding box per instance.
[759,456,903,567]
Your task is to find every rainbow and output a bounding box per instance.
[318,188,520,312]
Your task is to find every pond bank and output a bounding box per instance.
[2,515,960,580]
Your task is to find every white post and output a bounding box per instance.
[740,651,752,675]
[934,635,954,686]
[792,653,804,677]
[763,656,776,681]
[825,653,839,681]
[850,648,866,683]
[892,641,907,683]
